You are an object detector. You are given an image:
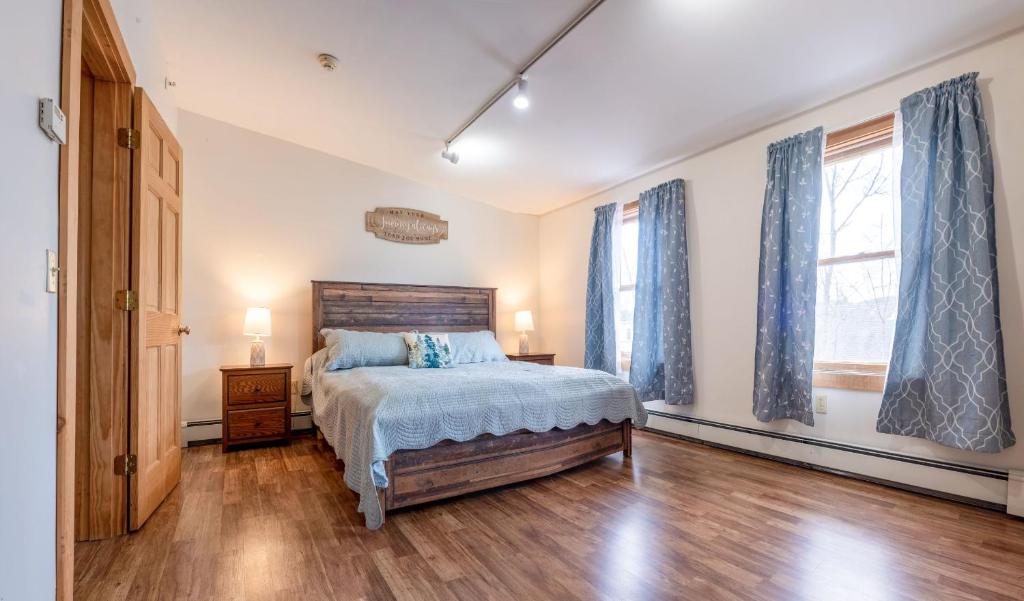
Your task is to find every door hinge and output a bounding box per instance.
[115,454,137,476]
[116,289,138,311]
[117,127,140,150]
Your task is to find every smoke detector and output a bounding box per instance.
[317,53,339,72]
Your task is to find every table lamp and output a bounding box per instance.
[243,307,271,367]
[514,310,534,354]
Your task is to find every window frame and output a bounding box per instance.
[813,113,896,393]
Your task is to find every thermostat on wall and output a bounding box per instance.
[39,97,67,144]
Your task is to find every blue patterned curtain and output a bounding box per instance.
[752,127,823,426]
[585,203,618,374]
[629,179,694,404]
[877,73,1014,452]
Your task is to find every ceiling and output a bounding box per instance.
[153,0,1024,215]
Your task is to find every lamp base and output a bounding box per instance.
[250,340,266,367]
[519,332,529,355]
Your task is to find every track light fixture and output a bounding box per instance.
[441,144,459,165]
[513,76,529,110]
[439,0,606,165]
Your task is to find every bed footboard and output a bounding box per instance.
[372,419,632,524]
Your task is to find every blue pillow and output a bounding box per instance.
[447,331,508,364]
[321,329,409,371]
[403,332,454,369]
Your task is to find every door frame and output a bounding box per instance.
[58,0,135,597]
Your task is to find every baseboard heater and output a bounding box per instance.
[185,409,313,447]
[645,410,1008,512]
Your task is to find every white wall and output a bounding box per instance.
[539,32,1024,500]
[0,0,62,598]
[110,0,178,131]
[178,111,541,434]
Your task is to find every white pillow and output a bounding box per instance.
[319,328,409,371]
[446,331,508,364]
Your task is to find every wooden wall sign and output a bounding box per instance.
[365,207,449,244]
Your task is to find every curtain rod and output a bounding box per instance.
[443,0,607,146]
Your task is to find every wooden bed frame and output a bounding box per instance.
[311,280,632,525]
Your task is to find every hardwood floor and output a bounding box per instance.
[74,430,1024,601]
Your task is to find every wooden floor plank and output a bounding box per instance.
[75,431,1024,601]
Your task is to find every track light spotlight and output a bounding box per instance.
[439,1,604,161]
[513,76,530,110]
[441,145,459,165]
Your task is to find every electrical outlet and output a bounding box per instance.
[814,393,828,414]
[291,380,299,395]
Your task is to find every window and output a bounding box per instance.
[616,201,639,376]
[813,114,897,392]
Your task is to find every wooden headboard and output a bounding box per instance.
[311,281,497,352]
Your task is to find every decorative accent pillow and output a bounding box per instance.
[403,332,454,369]
[447,331,508,364]
[321,329,409,371]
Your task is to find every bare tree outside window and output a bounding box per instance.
[815,146,898,365]
[616,209,639,376]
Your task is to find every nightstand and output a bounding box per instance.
[220,363,293,451]
[506,353,555,365]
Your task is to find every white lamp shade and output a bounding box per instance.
[243,307,272,337]
[514,310,535,332]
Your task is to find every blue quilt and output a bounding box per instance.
[308,356,646,529]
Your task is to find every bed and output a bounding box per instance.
[307,281,646,528]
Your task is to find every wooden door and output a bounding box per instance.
[74,68,132,541]
[129,88,183,529]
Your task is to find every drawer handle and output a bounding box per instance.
[253,386,262,393]
[254,420,262,427]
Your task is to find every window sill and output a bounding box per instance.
[813,362,887,393]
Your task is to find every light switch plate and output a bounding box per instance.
[814,393,828,414]
[46,249,58,293]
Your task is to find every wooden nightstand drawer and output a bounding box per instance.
[227,406,286,441]
[226,372,288,405]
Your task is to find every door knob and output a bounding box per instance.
[177,325,191,335]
